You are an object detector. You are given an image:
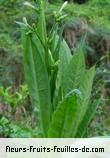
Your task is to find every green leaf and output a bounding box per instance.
[23,32,51,137]
[37,1,47,46]
[48,91,82,138]
[48,23,58,56]
[54,48,95,137]
[79,66,96,116]
[53,39,72,108]
[63,48,85,96]
[76,100,100,137]
[75,66,96,136]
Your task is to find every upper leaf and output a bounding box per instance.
[63,47,85,96]
[53,39,72,108]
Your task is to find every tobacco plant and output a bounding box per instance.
[19,1,98,137]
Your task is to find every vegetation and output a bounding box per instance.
[0,0,110,137]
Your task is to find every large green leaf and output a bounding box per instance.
[73,66,96,137]
[48,91,82,138]
[76,100,100,137]
[53,39,72,108]
[63,48,85,96]
[49,66,95,138]
[59,48,95,137]
[62,47,95,121]
[23,32,51,137]
[78,66,96,124]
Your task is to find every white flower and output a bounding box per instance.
[24,1,35,9]
[59,1,68,13]
[23,17,28,25]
